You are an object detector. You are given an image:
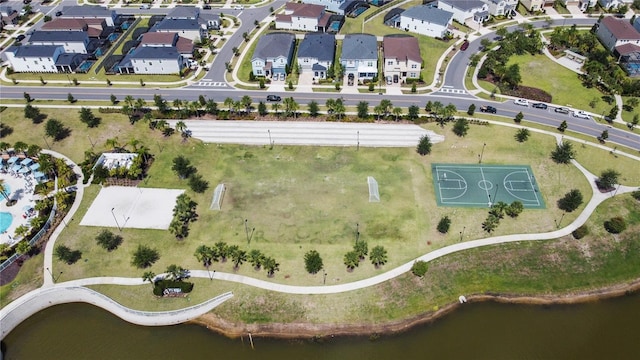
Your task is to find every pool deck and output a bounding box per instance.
[0,173,37,246]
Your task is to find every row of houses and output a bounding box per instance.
[3,6,220,75]
[251,32,422,84]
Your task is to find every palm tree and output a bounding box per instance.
[215,241,229,261]
[263,256,279,277]
[105,137,120,152]
[134,98,146,113]
[231,249,247,270]
[241,95,252,113]
[26,144,42,157]
[392,107,402,121]
[271,102,281,116]
[0,180,10,204]
[14,224,30,239]
[13,141,28,155]
[224,97,234,112]
[373,104,384,120]
[248,249,264,269]
[142,271,156,287]
[124,95,135,107]
[175,121,187,134]
[334,98,345,120]
[379,99,392,117]
[369,245,387,268]
[344,251,359,270]
[165,264,185,281]
[194,245,214,271]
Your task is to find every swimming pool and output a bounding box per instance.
[107,33,119,42]
[0,212,12,233]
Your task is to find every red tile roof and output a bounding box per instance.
[175,36,194,54]
[383,35,421,63]
[601,16,640,40]
[285,2,324,18]
[140,32,178,45]
[616,43,640,55]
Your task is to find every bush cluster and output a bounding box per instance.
[572,225,589,239]
[152,279,194,297]
[604,217,627,234]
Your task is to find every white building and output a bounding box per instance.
[297,33,335,79]
[128,47,186,74]
[400,5,454,39]
[275,2,331,32]
[437,0,489,23]
[251,32,296,77]
[60,5,117,27]
[340,33,378,82]
[383,35,422,83]
[28,31,90,54]
[5,45,64,73]
[483,0,517,17]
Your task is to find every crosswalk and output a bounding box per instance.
[193,81,228,87]
[437,87,467,94]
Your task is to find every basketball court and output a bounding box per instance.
[432,164,545,209]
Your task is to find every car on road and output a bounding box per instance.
[140,4,150,9]
[266,95,281,102]
[55,11,63,16]
[15,34,25,42]
[554,107,570,114]
[479,105,497,113]
[234,5,244,10]
[203,4,212,9]
[532,103,547,110]
[460,40,469,51]
[573,110,590,119]
[514,98,529,107]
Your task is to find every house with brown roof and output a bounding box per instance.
[275,2,332,32]
[383,35,422,84]
[596,16,640,53]
[41,18,112,39]
[139,32,194,58]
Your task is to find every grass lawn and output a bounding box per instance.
[621,96,640,125]
[506,54,610,114]
[570,140,640,186]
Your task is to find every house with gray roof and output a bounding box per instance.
[340,33,378,82]
[297,33,335,79]
[5,45,64,73]
[482,0,517,18]
[251,32,296,78]
[152,18,207,42]
[28,31,91,54]
[118,46,186,75]
[400,5,454,38]
[60,5,117,27]
[437,0,489,24]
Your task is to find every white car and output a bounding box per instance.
[234,5,244,10]
[514,98,529,107]
[573,110,590,119]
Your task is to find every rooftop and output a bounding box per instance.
[401,5,454,27]
[383,35,422,63]
[253,32,295,60]
[298,33,335,62]
[601,16,640,40]
[341,34,377,60]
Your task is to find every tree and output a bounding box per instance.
[95,229,123,251]
[283,97,299,118]
[308,100,319,117]
[16,241,31,255]
[515,128,530,142]
[505,201,524,218]
[304,250,323,274]
[599,130,609,142]
[357,101,369,119]
[411,260,429,277]
[437,216,451,234]
[596,169,620,190]
[354,240,368,259]
[194,245,215,271]
[241,95,252,113]
[334,98,345,120]
[171,155,196,179]
[79,107,100,128]
[482,214,500,233]
[408,105,420,120]
[248,249,265,269]
[344,250,359,270]
[189,173,209,193]
[24,92,33,102]
[467,104,476,116]
[55,244,82,264]
[110,94,118,105]
[557,120,568,132]
[551,141,575,164]
[24,104,42,123]
[392,107,403,121]
[205,99,218,115]
[452,118,469,137]
[369,245,388,268]
[416,135,432,156]
[514,111,524,124]
[263,256,280,277]
[604,217,626,234]
[558,189,583,212]
[215,241,230,261]
[45,119,67,141]
[131,245,159,268]
[67,93,76,103]
[165,264,186,281]
[257,101,267,116]
[142,271,156,287]
[224,97,234,112]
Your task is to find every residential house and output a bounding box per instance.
[383,8,404,28]
[0,6,19,27]
[118,47,186,75]
[301,0,362,15]
[596,16,640,53]
[152,18,207,42]
[615,43,640,76]
[634,15,640,33]
[483,0,517,18]
[275,2,332,32]
[5,45,87,73]
[340,33,378,82]
[519,0,544,12]
[383,35,422,83]
[251,32,296,77]
[60,5,117,27]
[40,18,112,39]
[139,32,194,58]
[297,33,335,79]
[597,0,630,10]
[437,0,489,24]
[28,31,91,54]
[400,5,454,38]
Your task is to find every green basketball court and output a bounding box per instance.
[432,164,546,209]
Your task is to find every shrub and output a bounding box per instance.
[632,190,640,201]
[131,245,159,268]
[304,250,323,274]
[558,189,583,212]
[153,279,194,296]
[604,217,626,234]
[437,216,451,234]
[95,229,123,251]
[572,225,589,239]
[411,260,429,277]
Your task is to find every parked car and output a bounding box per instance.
[234,5,244,10]
[386,76,392,85]
[203,4,212,9]
[266,95,281,102]
[514,98,529,107]
[55,11,63,16]
[460,40,469,51]
[479,105,497,114]
[140,4,150,9]
[554,107,570,114]
[279,73,285,81]
[573,110,590,119]
[532,103,547,110]
[15,34,25,42]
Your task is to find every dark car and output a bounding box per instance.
[554,107,570,114]
[55,11,63,16]
[203,4,211,9]
[460,40,469,51]
[532,103,547,110]
[266,95,281,102]
[16,34,25,42]
[479,105,497,113]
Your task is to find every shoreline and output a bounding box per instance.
[190,277,640,339]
